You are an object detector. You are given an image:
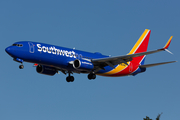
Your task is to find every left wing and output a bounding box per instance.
[139,61,177,68]
[92,36,173,69]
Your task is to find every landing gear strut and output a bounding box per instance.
[88,73,96,80]
[66,72,74,82]
[13,58,24,69]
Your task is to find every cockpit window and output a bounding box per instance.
[18,44,23,47]
[12,44,17,46]
[12,44,23,47]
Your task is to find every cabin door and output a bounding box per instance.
[129,62,133,72]
[28,42,34,53]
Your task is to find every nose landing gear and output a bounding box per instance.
[13,58,24,69]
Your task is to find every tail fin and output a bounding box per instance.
[129,29,151,54]
[128,29,151,65]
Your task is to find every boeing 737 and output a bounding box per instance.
[5,29,176,82]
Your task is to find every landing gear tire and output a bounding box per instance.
[66,76,74,82]
[88,73,96,80]
[19,65,24,69]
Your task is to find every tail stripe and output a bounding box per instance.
[100,29,151,76]
[129,29,151,54]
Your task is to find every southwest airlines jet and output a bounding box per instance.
[5,29,176,82]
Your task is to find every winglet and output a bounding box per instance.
[164,36,173,49]
[162,36,173,54]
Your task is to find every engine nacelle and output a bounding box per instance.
[36,65,56,76]
[73,59,94,71]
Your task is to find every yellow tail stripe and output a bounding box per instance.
[128,29,150,55]
[102,29,150,75]
[100,62,129,75]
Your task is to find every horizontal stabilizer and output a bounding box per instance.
[139,61,177,68]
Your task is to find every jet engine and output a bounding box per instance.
[36,65,57,76]
[73,59,94,71]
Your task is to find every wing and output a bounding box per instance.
[92,36,173,70]
[139,61,177,68]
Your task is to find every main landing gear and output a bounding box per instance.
[88,73,96,80]
[66,72,74,82]
[66,72,96,82]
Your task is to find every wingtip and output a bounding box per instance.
[169,61,178,64]
[164,36,173,49]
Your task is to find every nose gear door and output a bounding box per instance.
[28,42,34,53]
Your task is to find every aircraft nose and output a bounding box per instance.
[5,46,12,55]
[5,47,10,53]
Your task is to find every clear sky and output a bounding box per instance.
[0,0,179,120]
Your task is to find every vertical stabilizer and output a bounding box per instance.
[129,29,151,65]
[129,29,151,55]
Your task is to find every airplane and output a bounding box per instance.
[5,29,176,82]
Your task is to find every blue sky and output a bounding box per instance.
[0,0,179,120]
